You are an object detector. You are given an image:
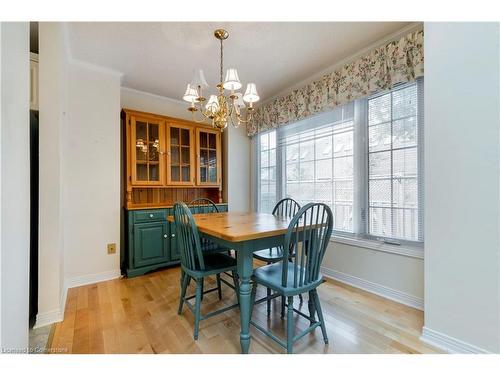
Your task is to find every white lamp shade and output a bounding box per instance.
[191,69,209,88]
[243,83,259,103]
[223,68,242,91]
[205,95,219,112]
[183,84,199,102]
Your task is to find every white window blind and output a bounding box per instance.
[258,130,277,213]
[367,82,423,242]
[281,103,355,233]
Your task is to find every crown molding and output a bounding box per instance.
[62,22,124,83]
[68,57,124,81]
[121,86,187,106]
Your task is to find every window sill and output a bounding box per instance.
[330,235,424,259]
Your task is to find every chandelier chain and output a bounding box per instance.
[220,39,223,84]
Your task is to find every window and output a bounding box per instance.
[368,84,420,241]
[258,130,277,213]
[255,79,423,244]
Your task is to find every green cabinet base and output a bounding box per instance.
[126,260,180,278]
[123,204,227,278]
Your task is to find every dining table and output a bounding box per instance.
[168,211,293,354]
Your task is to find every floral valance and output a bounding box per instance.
[247,29,424,137]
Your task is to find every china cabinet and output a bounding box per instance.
[122,108,226,277]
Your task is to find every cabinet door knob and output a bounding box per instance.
[171,233,176,238]
[163,234,167,238]
[149,214,154,218]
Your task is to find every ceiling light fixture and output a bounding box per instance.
[182,29,259,131]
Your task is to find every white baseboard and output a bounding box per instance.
[320,266,424,311]
[34,269,121,329]
[65,269,121,289]
[34,308,63,329]
[421,326,492,354]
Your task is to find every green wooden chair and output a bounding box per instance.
[174,202,239,340]
[250,202,333,354]
[253,198,301,317]
[188,198,236,299]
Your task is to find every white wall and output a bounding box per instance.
[63,61,122,283]
[224,125,251,212]
[37,24,122,327]
[0,22,30,350]
[37,22,67,327]
[322,243,424,306]
[423,22,500,353]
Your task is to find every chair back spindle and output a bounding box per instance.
[282,203,333,289]
[173,201,205,272]
[272,198,301,219]
[188,198,220,251]
[269,198,301,257]
[189,198,219,215]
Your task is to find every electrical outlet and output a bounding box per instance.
[107,243,116,254]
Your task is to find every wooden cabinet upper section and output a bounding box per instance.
[123,109,223,190]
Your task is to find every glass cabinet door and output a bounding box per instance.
[167,124,194,185]
[196,128,221,186]
[131,116,165,185]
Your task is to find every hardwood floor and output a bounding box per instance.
[49,265,439,354]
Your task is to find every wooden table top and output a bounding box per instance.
[167,211,292,242]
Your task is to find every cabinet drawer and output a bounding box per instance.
[133,209,167,223]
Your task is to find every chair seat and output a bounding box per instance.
[253,262,323,296]
[185,252,237,278]
[253,248,284,262]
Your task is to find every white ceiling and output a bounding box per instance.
[67,22,410,102]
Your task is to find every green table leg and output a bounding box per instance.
[237,242,254,354]
[198,233,285,353]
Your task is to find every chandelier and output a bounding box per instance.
[182,29,260,131]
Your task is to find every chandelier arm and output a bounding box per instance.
[190,110,207,124]
[235,108,254,124]
[190,102,212,124]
